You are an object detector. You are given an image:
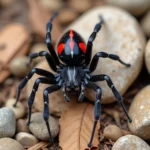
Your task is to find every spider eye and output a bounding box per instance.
[58,43,65,55]
[79,43,86,53]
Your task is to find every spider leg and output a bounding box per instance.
[90,74,132,123]
[62,83,70,102]
[43,84,61,143]
[89,52,131,72]
[27,77,56,126]
[46,12,63,68]
[78,82,85,102]
[84,16,104,67]
[13,68,55,107]
[27,51,57,72]
[85,82,102,148]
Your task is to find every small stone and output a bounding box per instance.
[103,125,123,141]
[67,6,146,104]
[141,11,150,37]
[16,119,30,133]
[29,43,48,64]
[69,0,92,13]
[58,8,78,25]
[128,85,150,140]
[0,107,16,138]
[29,112,59,141]
[106,0,150,16]
[9,56,32,77]
[15,132,38,147]
[5,98,25,120]
[0,138,24,150]
[39,0,63,12]
[145,40,150,74]
[112,135,150,150]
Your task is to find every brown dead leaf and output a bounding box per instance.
[59,102,99,150]
[27,0,62,43]
[0,23,31,83]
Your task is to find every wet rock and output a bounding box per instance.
[29,112,59,141]
[27,61,75,117]
[145,40,150,74]
[141,11,150,37]
[0,107,16,138]
[15,132,38,147]
[112,135,150,150]
[128,85,150,139]
[9,56,32,77]
[103,125,123,141]
[0,138,25,150]
[5,98,25,119]
[67,6,145,104]
[16,119,30,133]
[106,0,150,16]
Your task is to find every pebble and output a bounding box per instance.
[5,98,25,120]
[69,0,92,14]
[0,107,16,138]
[27,61,75,117]
[67,6,146,104]
[141,11,150,37]
[9,56,32,77]
[112,135,150,150]
[0,138,24,150]
[128,85,150,140]
[106,0,150,16]
[29,43,48,64]
[16,119,30,133]
[103,125,123,141]
[145,40,150,74]
[15,132,38,147]
[29,112,59,141]
[58,8,78,25]
[39,0,63,12]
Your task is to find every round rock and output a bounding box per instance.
[128,85,150,139]
[145,39,150,74]
[5,98,25,119]
[112,135,150,150]
[27,61,75,117]
[103,125,123,141]
[0,107,16,138]
[67,6,145,104]
[106,0,150,16]
[29,112,59,141]
[15,132,38,147]
[0,138,24,150]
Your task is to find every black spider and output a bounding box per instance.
[13,12,132,148]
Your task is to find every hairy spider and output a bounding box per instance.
[13,12,132,147]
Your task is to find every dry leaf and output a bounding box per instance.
[0,23,31,83]
[59,102,99,150]
[27,0,62,42]
[27,141,50,150]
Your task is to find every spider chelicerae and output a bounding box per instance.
[13,12,132,147]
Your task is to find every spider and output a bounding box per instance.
[13,12,132,148]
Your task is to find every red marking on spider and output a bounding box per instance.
[79,43,86,53]
[58,43,65,55]
[69,30,74,39]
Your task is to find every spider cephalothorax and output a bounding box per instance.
[13,12,132,148]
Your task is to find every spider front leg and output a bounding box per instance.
[27,77,56,126]
[89,52,130,72]
[46,12,63,67]
[90,74,132,123]
[13,68,54,107]
[84,16,104,67]
[28,51,57,72]
[85,82,102,148]
[43,84,61,143]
